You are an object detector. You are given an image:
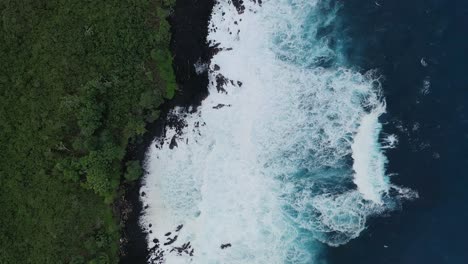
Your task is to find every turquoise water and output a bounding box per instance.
[140,1,415,263]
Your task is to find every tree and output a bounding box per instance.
[124,160,143,181]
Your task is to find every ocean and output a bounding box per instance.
[328,1,468,263]
[137,0,468,263]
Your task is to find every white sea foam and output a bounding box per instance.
[351,102,389,204]
[421,76,431,95]
[194,59,209,75]
[141,0,415,262]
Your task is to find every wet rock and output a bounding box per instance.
[209,42,222,57]
[232,0,245,14]
[220,243,232,249]
[215,73,228,93]
[169,135,178,149]
[164,235,178,246]
[213,104,231,109]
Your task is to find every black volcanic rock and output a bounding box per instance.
[119,0,215,263]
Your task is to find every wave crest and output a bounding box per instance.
[140,0,416,262]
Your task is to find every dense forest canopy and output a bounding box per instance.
[0,0,176,263]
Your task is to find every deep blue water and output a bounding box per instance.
[137,1,468,263]
[329,0,468,263]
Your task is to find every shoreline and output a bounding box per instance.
[119,0,214,263]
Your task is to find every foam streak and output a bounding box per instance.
[141,0,415,262]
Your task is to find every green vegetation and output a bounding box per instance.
[0,0,176,263]
[124,160,143,182]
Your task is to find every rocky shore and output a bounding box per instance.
[119,0,215,263]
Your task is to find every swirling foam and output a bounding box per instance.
[141,0,416,263]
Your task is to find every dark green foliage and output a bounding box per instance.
[0,0,176,263]
[124,160,143,182]
[152,48,177,99]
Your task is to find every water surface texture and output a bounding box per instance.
[140,0,423,263]
[328,1,468,263]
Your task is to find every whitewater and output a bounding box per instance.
[140,0,417,263]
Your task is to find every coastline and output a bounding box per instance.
[119,0,214,263]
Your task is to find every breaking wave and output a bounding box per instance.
[140,0,416,263]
